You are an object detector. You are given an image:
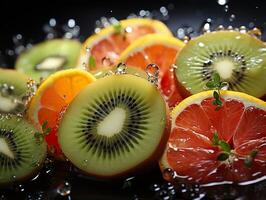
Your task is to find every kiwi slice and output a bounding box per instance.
[58,74,169,177]
[15,39,81,81]
[92,65,147,79]
[0,69,29,114]
[0,115,47,185]
[175,31,266,98]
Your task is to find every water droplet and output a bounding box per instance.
[198,42,205,47]
[102,57,113,67]
[216,25,225,31]
[239,26,247,33]
[229,14,236,22]
[57,181,71,196]
[146,63,160,86]
[224,5,229,12]
[163,168,175,182]
[125,26,133,33]
[217,0,228,5]
[115,63,127,74]
[150,183,161,192]
[49,18,56,27]
[82,159,88,166]
[248,27,262,39]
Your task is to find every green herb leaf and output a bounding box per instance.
[244,156,252,167]
[113,22,123,34]
[206,81,215,89]
[244,150,258,168]
[218,140,231,153]
[34,132,43,144]
[213,73,221,86]
[213,91,220,100]
[42,120,48,130]
[250,149,258,158]
[42,120,51,136]
[217,152,229,161]
[212,132,219,145]
[89,55,96,69]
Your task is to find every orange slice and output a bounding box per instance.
[77,18,172,70]
[119,34,185,108]
[27,69,96,159]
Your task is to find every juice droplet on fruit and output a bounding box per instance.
[102,57,113,67]
[146,63,160,86]
[115,63,127,75]
[248,27,262,39]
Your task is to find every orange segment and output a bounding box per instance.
[77,18,172,70]
[119,34,185,108]
[27,69,96,160]
[161,90,266,184]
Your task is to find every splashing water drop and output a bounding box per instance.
[115,63,127,75]
[224,5,229,12]
[217,0,228,5]
[239,26,247,33]
[229,14,236,22]
[57,181,71,196]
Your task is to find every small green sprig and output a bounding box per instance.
[89,55,96,69]
[244,149,258,168]
[113,22,123,34]
[34,131,44,144]
[212,132,231,161]
[206,73,228,111]
[42,120,51,136]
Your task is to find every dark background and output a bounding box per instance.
[1,0,266,199]
[1,0,266,61]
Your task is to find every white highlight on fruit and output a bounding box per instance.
[36,56,65,71]
[0,138,14,159]
[0,94,17,112]
[214,59,235,80]
[97,107,126,137]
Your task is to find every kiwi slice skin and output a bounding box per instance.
[58,74,170,178]
[0,115,47,186]
[175,31,266,98]
[0,68,29,114]
[15,39,81,81]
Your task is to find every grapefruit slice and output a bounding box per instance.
[160,90,266,184]
[77,18,172,70]
[119,34,185,108]
[27,69,96,160]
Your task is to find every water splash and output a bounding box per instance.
[56,181,71,196]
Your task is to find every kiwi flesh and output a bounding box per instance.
[0,115,47,186]
[15,39,81,81]
[175,31,266,98]
[0,68,29,114]
[92,65,147,79]
[58,74,170,178]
